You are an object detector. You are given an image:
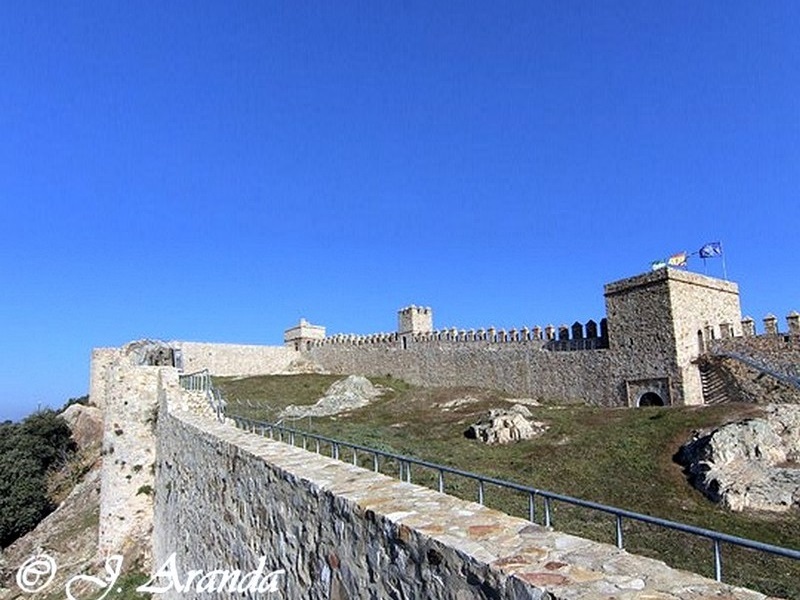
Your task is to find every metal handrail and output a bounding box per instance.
[178,369,226,421]
[231,414,800,585]
[711,351,800,390]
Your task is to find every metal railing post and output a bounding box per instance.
[528,492,535,523]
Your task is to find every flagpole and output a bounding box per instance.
[720,242,728,280]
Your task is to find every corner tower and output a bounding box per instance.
[604,268,741,406]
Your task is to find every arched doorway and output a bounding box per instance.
[638,392,665,407]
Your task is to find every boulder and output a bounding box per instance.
[466,406,546,445]
[60,403,103,450]
[676,404,800,512]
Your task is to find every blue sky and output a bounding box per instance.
[1,2,798,421]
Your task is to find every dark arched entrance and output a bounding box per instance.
[638,392,665,407]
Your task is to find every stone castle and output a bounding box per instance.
[86,267,799,598]
[283,267,798,408]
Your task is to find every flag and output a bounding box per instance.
[667,252,688,267]
[699,242,722,259]
[651,260,666,271]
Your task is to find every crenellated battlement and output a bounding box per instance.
[740,312,800,337]
[277,268,792,407]
[695,312,800,353]
[304,316,609,351]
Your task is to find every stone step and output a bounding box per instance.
[699,363,732,404]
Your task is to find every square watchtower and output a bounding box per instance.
[604,268,741,406]
[284,318,326,352]
[397,306,433,349]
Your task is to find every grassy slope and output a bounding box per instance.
[217,374,800,598]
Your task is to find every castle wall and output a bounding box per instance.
[710,334,800,381]
[307,343,620,405]
[89,347,122,412]
[171,341,297,376]
[95,356,169,565]
[152,389,767,599]
[302,269,744,408]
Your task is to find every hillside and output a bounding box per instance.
[0,408,149,600]
[217,373,800,599]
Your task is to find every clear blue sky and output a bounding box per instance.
[1,2,798,421]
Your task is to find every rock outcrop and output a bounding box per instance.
[280,375,383,418]
[676,404,800,512]
[60,403,103,450]
[465,405,548,445]
[0,456,102,600]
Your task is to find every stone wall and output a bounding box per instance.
[711,335,800,381]
[89,347,121,412]
[93,351,169,566]
[307,343,619,405]
[300,269,746,408]
[172,342,298,376]
[150,388,771,599]
[703,354,800,405]
[92,340,289,567]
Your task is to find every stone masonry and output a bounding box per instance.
[149,376,773,599]
[92,269,795,412]
[299,268,760,407]
[90,267,799,594]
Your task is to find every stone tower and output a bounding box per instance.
[284,318,326,352]
[397,306,433,349]
[604,268,741,406]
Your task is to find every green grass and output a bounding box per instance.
[217,374,800,598]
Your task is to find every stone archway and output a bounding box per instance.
[638,392,665,407]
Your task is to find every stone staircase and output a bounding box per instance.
[699,360,731,404]
[698,353,800,405]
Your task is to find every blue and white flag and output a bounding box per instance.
[699,242,723,259]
